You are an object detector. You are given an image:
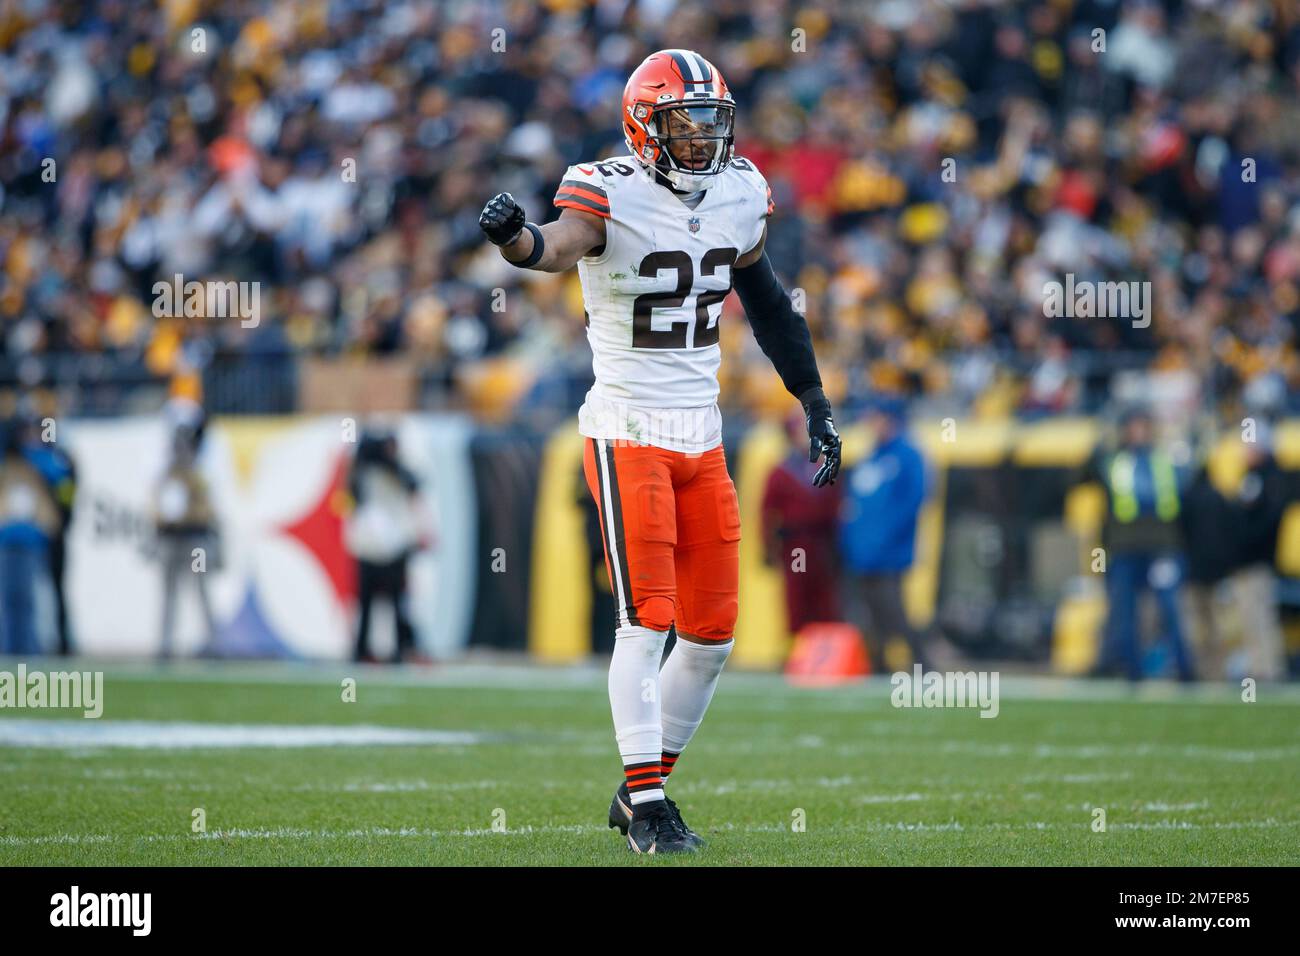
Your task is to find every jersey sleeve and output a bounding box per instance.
[553,164,611,219]
[735,156,773,255]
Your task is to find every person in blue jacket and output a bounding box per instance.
[0,417,60,655]
[838,395,933,670]
[21,413,77,655]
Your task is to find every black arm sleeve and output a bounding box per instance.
[732,251,823,403]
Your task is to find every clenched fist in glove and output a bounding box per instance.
[479,192,526,247]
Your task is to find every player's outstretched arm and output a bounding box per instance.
[479,192,606,274]
[734,238,842,487]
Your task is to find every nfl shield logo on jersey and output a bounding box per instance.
[688,216,701,233]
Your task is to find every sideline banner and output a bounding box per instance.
[61,415,475,659]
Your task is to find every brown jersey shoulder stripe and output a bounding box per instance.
[557,179,609,203]
[555,192,612,219]
[555,182,610,211]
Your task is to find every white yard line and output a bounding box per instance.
[289,779,553,793]
[0,719,489,750]
[820,739,1300,762]
[855,793,930,804]
[1,717,1290,765]
[0,824,609,846]
[5,819,1297,848]
[1022,772,1134,783]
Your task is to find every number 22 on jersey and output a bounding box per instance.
[632,246,737,350]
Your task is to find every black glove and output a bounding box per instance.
[479,192,526,246]
[801,389,842,488]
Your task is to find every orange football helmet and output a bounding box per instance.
[621,49,735,192]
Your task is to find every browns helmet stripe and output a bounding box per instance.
[667,50,696,83]
[667,49,712,89]
[685,50,712,82]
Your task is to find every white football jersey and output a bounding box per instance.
[554,154,773,453]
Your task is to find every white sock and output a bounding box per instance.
[660,637,733,757]
[608,625,668,805]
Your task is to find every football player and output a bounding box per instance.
[480,49,841,854]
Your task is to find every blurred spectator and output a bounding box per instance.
[838,395,933,670]
[1021,335,1079,416]
[164,396,209,452]
[1083,406,1194,681]
[1180,454,1239,680]
[344,429,430,664]
[1228,422,1288,680]
[0,417,59,654]
[153,423,218,658]
[21,411,77,654]
[3,1,1300,422]
[761,409,843,635]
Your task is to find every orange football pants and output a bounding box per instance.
[583,438,740,642]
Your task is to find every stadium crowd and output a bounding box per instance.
[2,0,1300,425]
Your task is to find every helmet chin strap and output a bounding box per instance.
[654,168,706,194]
[653,161,717,194]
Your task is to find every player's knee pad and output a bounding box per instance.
[613,623,669,651]
[674,635,734,673]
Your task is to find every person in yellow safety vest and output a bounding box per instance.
[1108,450,1180,523]
[1080,406,1195,682]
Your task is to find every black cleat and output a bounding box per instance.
[610,783,705,849]
[664,793,705,848]
[608,781,634,835]
[625,800,696,855]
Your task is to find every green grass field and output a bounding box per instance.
[1,661,1297,866]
